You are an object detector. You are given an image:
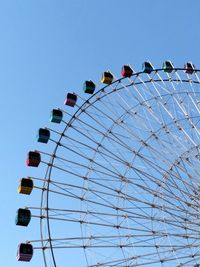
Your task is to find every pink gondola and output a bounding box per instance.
[16,243,33,262]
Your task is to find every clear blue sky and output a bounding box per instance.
[1,0,200,266]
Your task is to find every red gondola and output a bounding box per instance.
[184,62,195,74]
[64,92,77,107]
[26,151,41,167]
[121,65,134,77]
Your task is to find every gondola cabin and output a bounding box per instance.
[163,61,174,73]
[15,208,31,226]
[50,109,63,123]
[18,177,33,195]
[121,65,134,78]
[101,71,114,84]
[26,151,41,167]
[184,62,195,74]
[142,61,154,74]
[83,80,96,94]
[37,128,50,143]
[16,243,33,262]
[64,92,77,107]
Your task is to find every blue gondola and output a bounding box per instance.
[142,61,154,74]
[15,208,31,226]
[37,128,50,143]
[50,109,63,123]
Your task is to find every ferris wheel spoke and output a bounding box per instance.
[44,210,200,236]
[41,208,192,229]
[31,236,200,266]
[43,153,199,226]
[41,153,123,181]
[43,183,200,235]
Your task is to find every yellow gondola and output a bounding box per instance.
[101,71,114,84]
[18,177,34,195]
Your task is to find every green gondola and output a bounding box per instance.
[163,60,174,73]
[83,80,96,94]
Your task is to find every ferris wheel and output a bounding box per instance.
[16,61,200,267]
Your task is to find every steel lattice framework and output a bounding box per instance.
[18,64,200,267]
